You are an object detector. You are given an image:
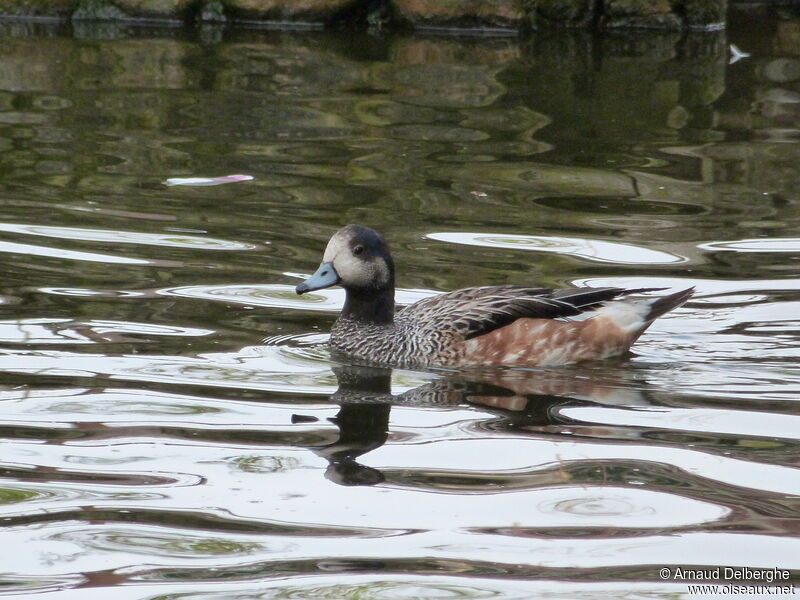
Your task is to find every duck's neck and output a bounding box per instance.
[341,287,395,326]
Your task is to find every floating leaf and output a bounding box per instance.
[164,174,254,187]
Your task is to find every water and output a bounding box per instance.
[1,13,800,599]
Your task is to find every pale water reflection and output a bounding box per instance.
[427,231,688,264]
[0,223,257,250]
[0,11,799,600]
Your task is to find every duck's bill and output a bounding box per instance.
[295,262,340,294]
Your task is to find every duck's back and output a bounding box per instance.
[330,285,693,368]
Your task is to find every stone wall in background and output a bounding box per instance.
[0,0,730,31]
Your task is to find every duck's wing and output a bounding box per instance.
[398,285,659,341]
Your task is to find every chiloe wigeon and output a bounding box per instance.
[295,225,693,369]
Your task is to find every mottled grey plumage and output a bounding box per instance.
[329,284,659,367]
[296,225,694,369]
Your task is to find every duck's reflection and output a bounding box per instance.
[313,366,393,486]
[307,363,650,487]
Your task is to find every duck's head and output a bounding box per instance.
[296,225,395,296]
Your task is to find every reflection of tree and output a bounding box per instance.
[0,28,748,298]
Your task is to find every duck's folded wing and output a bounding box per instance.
[398,286,655,341]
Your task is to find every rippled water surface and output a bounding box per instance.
[2,12,800,599]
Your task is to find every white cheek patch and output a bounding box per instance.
[336,255,373,287]
[323,236,348,263]
[335,256,389,288]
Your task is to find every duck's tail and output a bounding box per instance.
[593,286,694,345]
[642,286,695,323]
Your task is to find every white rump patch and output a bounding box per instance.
[596,300,651,332]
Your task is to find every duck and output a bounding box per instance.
[295,225,694,369]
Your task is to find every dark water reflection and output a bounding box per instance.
[1,12,800,599]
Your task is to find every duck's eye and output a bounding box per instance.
[353,245,365,256]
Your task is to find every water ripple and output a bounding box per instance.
[372,437,800,497]
[700,237,800,253]
[52,526,268,558]
[0,345,336,394]
[560,405,800,441]
[0,222,256,250]
[158,283,437,312]
[427,232,687,265]
[0,240,155,265]
[160,283,345,312]
[0,319,214,344]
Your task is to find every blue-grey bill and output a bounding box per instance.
[295,261,340,294]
